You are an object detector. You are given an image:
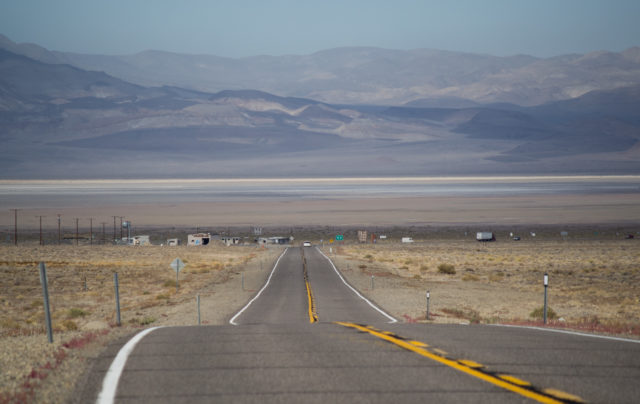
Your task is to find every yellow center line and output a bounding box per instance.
[335,322,584,404]
[458,359,485,369]
[499,374,532,387]
[302,249,318,323]
[305,279,318,323]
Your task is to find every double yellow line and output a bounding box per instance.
[305,279,318,323]
[336,322,584,404]
[302,249,318,323]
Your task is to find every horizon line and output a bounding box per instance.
[1,175,640,184]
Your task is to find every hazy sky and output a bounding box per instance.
[1,0,639,58]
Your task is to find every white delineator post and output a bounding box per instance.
[543,273,549,324]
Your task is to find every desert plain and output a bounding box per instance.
[1,232,639,402]
[1,178,640,402]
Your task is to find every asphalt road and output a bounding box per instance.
[78,246,640,403]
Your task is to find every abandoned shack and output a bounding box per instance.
[188,233,211,246]
[166,238,180,246]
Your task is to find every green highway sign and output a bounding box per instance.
[336,235,344,241]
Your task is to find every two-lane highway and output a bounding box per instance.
[77,246,640,403]
[231,248,309,325]
[304,246,395,324]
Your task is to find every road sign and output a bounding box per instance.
[329,239,334,243]
[170,258,185,273]
[336,235,344,241]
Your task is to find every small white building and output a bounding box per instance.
[133,235,151,245]
[188,233,211,246]
[167,238,180,246]
[401,237,414,243]
[257,237,291,245]
[271,236,291,245]
[221,236,241,246]
[122,235,151,246]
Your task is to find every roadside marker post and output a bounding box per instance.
[197,295,201,325]
[426,291,431,321]
[170,258,185,291]
[38,262,53,343]
[114,272,121,326]
[543,273,549,324]
[371,275,375,290]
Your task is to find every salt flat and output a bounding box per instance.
[1,176,639,227]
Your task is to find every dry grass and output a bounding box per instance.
[0,242,282,401]
[0,244,268,336]
[333,238,640,335]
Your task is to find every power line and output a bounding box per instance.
[112,216,118,242]
[35,215,45,246]
[57,214,62,245]
[10,209,20,246]
[101,222,107,244]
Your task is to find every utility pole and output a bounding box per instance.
[89,218,93,246]
[101,222,107,244]
[75,218,79,246]
[112,216,117,242]
[57,214,61,244]
[119,217,124,241]
[10,209,19,246]
[36,215,44,246]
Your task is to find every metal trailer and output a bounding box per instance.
[476,232,496,242]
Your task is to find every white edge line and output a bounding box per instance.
[96,326,163,404]
[316,247,397,323]
[490,324,640,344]
[229,248,289,325]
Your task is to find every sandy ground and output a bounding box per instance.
[325,240,640,331]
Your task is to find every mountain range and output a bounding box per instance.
[3,34,640,107]
[1,34,639,178]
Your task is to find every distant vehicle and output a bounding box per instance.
[401,237,414,243]
[625,234,635,239]
[512,236,521,241]
[303,241,312,247]
[476,232,496,242]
